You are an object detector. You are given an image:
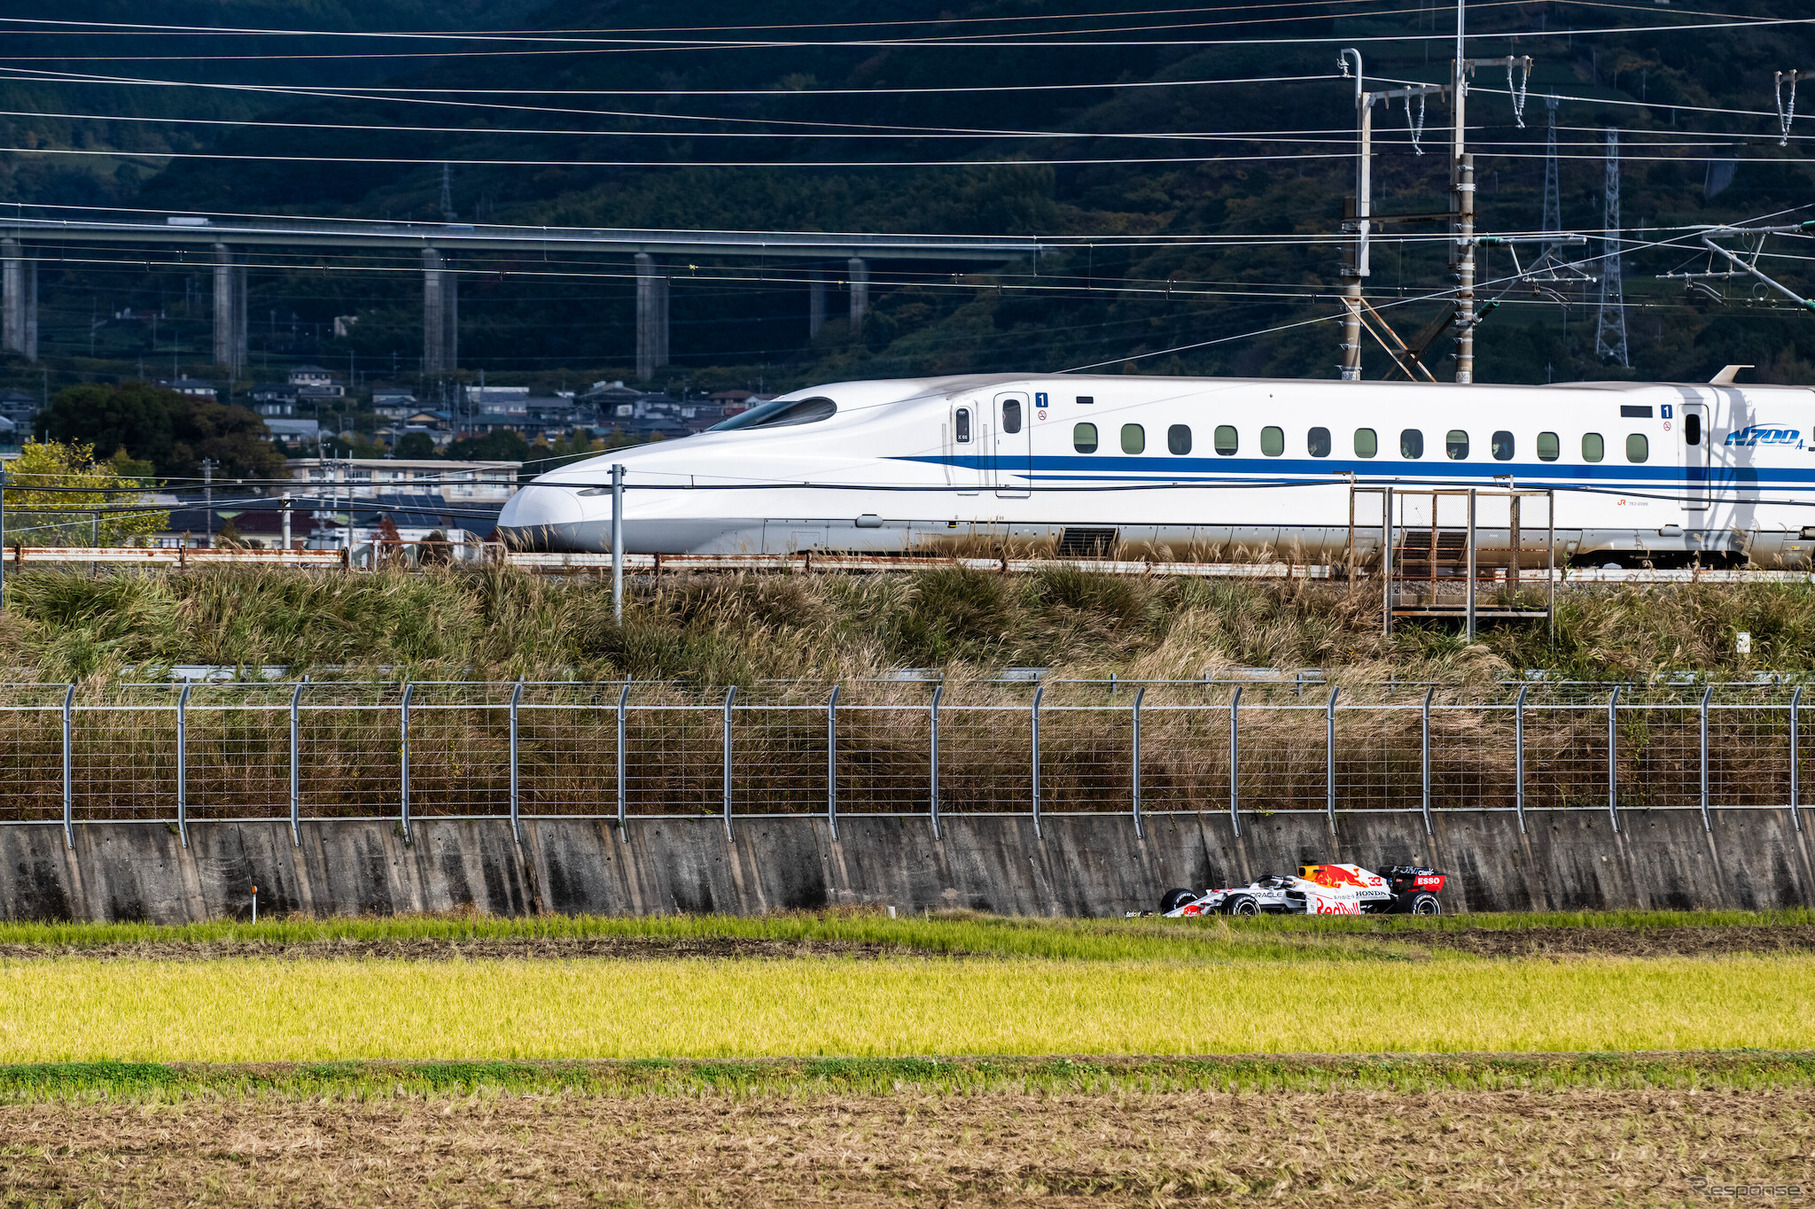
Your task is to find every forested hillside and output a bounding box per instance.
[5,1,1815,390]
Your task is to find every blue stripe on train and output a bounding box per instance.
[888,453,1780,489]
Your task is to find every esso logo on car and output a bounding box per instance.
[1414,875,1442,888]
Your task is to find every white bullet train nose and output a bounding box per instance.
[495,480,599,551]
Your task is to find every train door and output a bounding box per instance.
[993,392,1032,498]
[1679,400,1709,512]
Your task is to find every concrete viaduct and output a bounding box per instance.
[0,217,1040,379]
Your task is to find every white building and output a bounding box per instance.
[287,458,519,504]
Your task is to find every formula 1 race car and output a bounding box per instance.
[1147,863,1447,917]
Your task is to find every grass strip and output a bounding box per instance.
[0,954,1811,1061]
[2,1053,1814,1102]
[3,907,1812,958]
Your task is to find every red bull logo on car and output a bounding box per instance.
[1300,863,1385,890]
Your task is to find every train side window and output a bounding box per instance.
[1583,433,1604,462]
[1685,413,1702,445]
[1401,429,1423,458]
[955,408,972,444]
[1121,423,1145,454]
[1001,399,1022,434]
[1492,430,1514,461]
[1214,425,1238,455]
[1354,428,1377,458]
[1168,424,1192,455]
[1261,426,1284,456]
[1307,426,1331,457]
[1626,433,1649,463]
[1536,431,1559,461]
[1446,430,1469,460]
[1073,422,1098,454]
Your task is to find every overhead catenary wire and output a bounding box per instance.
[0,0,1793,40]
[0,13,1801,60]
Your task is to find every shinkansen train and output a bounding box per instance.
[494,372,1815,568]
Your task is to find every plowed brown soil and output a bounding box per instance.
[8,922,1815,962]
[1,1088,1807,1207]
[1410,923,1815,959]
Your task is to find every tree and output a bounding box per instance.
[35,382,177,469]
[445,430,531,462]
[1,438,169,547]
[36,382,287,482]
[393,431,438,459]
[168,397,290,481]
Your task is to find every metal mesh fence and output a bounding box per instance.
[0,685,74,824]
[517,682,623,816]
[0,679,1809,830]
[184,683,294,818]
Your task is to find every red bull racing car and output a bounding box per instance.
[1148,863,1447,917]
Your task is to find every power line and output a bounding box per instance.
[0,14,1798,60]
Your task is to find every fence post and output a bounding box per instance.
[826,684,840,840]
[616,681,630,828]
[1325,685,1341,835]
[1420,686,1434,836]
[1228,685,1242,837]
[1699,685,1713,833]
[1792,686,1804,833]
[61,683,74,850]
[1513,684,1529,834]
[175,682,192,850]
[1465,487,1478,640]
[1030,684,1044,838]
[399,681,415,843]
[289,682,305,847]
[1131,686,1145,839]
[722,685,737,840]
[929,684,943,838]
[1382,485,1395,637]
[611,463,625,624]
[1606,685,1622,833]
[508,679,525,844]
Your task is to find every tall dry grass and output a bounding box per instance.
[11,562,1815,686]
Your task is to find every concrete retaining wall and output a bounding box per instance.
[0,809,1810,923]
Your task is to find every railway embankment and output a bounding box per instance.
[2,809,1810,923]
[9,561,1815,685]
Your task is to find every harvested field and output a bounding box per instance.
[7,910,1815,963]
[1408,921,1815,959]
[1,1083,1808,1207]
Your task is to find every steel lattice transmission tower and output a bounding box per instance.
[1541,96,1562,257]
[1594,127,1630,368]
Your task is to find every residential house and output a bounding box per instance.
[0,388,37,431]
[288,365,344,396]
[372,388,417,419]
[162,377,218,401]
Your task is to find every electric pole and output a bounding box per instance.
[1450,1,1475,383]
[202,458,215,549]
[1442,0,1529,383]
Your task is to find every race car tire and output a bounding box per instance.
[1159,888,1198,914]
[1409,892,1441,915]
[1222,895,1261,917]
